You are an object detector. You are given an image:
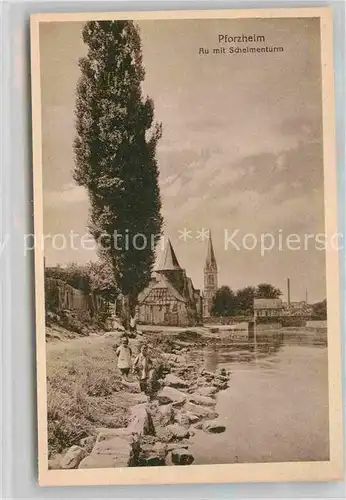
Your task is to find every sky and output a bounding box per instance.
[40,17,327,303]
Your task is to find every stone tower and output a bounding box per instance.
[203,232,218,318]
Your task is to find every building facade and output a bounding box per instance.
[202,234,218,318]
[253,298,284,318]
[137,239,202,327]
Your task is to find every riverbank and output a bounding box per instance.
[47,322,328,469]
[47,328,231,469]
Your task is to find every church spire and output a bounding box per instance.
[160,238,181,271]
[205,231,217,269]
[203,231,218,318]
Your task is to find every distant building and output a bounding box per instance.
[254,298,284,318]
[137,239,202,326]
[202,233,218,318]
[282,301,313,316]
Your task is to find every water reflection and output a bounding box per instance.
[191,338,329,465]
[201,329,327,372]
[203,348,218,373]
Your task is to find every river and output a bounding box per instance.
[190,334,329,465]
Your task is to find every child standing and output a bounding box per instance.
[133,344,153,394]
[114,336,132,381]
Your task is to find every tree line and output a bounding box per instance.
[46,263,327,321]
[211,284,327,320]
[211,283,282,317]
[310,299,327,320]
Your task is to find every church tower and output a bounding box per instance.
[159,238,186,296]
[203,232,218,318]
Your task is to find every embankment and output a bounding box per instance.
[48,330,231,469]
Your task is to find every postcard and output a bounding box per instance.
[30,7,343,486]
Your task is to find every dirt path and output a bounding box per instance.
[46,329,124,352]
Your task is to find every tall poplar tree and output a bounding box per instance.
[73,21,163,327]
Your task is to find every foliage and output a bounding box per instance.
[211,286,236,316]
[45,263,91,293]
[311,299,327,320]
[177,330,204,343]
[45,261,118,330]
[255,283,282,299]
[59,310,91,335]
[73,21,163,323]
[211,283,283,316]
[235,286,256,315]
[150,335,175,353]
[87,259,119,302]
[45,260,118,301]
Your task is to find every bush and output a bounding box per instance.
[45,263,115,332]
[95,308,112,329]
[150,336,175,353]
[59,311,88,334]
[150,358,171,393]
[45,264,91,293]
[177,330,203,343]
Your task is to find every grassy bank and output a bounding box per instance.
[47,333,134,457]
[46,330,175,458]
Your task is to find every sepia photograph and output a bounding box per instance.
[31,8,342,486]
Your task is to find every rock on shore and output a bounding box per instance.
[167,423,190,440]
[170,448,194,465]
[127,403,155,436]
[51,333,231,469]
[188,393,215,407]
[60,445,85,469]
[203,420,226,434]
[157,386,187,406]
[164,374,189,389]
[84,435,138,468]
[184,402,219,420]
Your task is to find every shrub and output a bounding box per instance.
[149,335,178,353]
[45,264,91,293]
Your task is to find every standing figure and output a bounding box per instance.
[114,336,132,381]
[133,344,153,394]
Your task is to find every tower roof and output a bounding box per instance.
[160,238,181,271]
[205,231,217,268]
